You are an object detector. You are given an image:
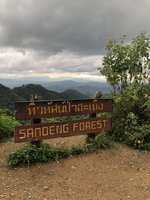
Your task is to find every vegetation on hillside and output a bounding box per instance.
[0,84,88,110]
[60,89,88,99]
[12,84,61,101]
[0,84,23,110]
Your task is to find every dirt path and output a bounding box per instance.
[0,136,150,200]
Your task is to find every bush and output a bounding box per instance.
[110,83,150,150]
[84,143,97,153]
[95,133,114,149]
[99,33,150,151]
[7,142,70,167]
[70,145,84,155]
[7,133,114,167]
[0,109,14,117]
[0,114,19,142]
[126,123,150,150]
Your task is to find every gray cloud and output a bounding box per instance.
[0,0,150,79]
[1,0,150,55]
[0,48,100,74]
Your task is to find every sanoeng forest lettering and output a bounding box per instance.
[15,99,113,120]
[14,117,112,143]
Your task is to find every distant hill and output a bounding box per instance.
[12,84,61,101]
[13,84,88,101]
[70,84,108,98]
[0,84,88,110]
[44,80,112,97]
[0,84,23,110]
[0,78,112,97]
[46,85,65,93]
[60,89,88,100]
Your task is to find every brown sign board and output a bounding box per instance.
[14,117,112,143]
[15,99,113,120]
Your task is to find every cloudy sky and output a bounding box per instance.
[0,0,150,81]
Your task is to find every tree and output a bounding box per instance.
[99,32,150,91]
[99,33,150,150]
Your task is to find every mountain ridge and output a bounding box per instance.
[0,83,88,110]
[0,78,112,97]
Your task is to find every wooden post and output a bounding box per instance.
[30,95,42,148]
[86,91,102,143]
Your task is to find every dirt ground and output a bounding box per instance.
[0,136,150,200]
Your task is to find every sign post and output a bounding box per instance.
[30,95,42,147]
[87,91,102,143]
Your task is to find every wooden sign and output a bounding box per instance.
[15,99,113,120]
[14,117,112,143]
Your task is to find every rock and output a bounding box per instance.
[43,186,49,191]
[71,165,76,169]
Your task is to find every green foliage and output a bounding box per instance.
[42,115,85,123]
[84,143,97,153]
[0,84,23,110]
[0,109,14,117]
[95,133,114,149]
[84,133,113,152]
[0,83,87,110]
[7,142,70,167]
[107,76,150,150]
[12,84,61,101]
[0,113,19,142]
[70,145,84,155]
[110,83,150,147]
[99,33,150,151]
[128,125,150,150]
[60,89,87,99]
[99,32,150,91]
[7,133,114,167]
[55,147,70,159]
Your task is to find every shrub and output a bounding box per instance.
[0,114,19,142]
[7,142,70,167]
[70,145,84,155]
[99,33,150,151]
[110,83,150,150]
[7,132,114,167]
[95,133,114,149]
[126,124,150,150]
[84,143,97,153]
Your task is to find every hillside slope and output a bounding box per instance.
[60,89,88,99]
[0,84,23,110]
[71,84,111,97]
[0,84,89,110]
[12,84,61,101]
